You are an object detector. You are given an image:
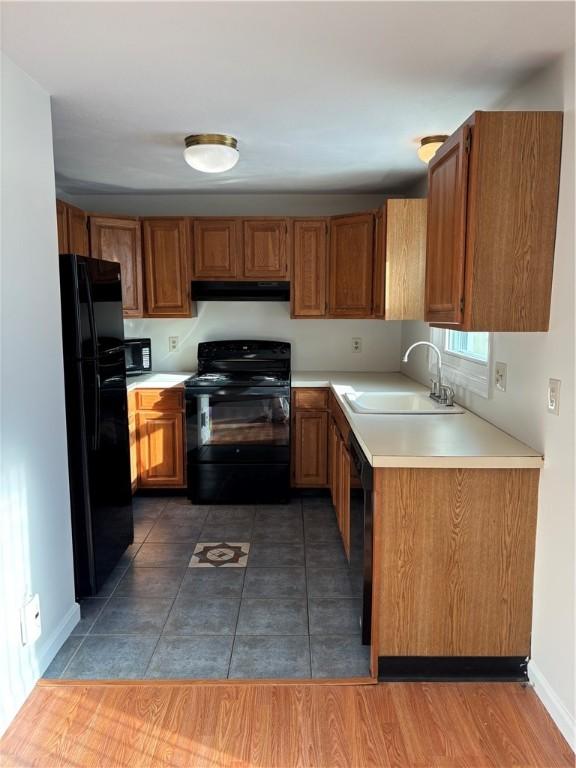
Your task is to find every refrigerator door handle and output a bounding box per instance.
[79,261,101,450]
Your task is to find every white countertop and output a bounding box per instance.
[126,372,193,391]
[292,371,543,469]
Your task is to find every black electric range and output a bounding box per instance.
[184,341,291,504]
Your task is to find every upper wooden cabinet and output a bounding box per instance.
[56,200,69,253]
[56,200,89,257]
[192,218,240,279]
[328,213,375,317]
[89,216,143,317]
[426,111,563,331]
[142,218,195,317]
[425,125,471,325]
[243,219,288,279]
[382,199,427,320]
[291,219,328,318]
[67,203,90,257]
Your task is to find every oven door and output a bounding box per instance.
[186,386,291,504]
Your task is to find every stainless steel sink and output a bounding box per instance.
[344,391,464,414]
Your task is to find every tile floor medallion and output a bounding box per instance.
[190,542,250,567]
[45,496,371,681]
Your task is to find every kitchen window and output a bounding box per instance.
[430,328,492,398]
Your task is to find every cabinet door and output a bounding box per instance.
[328,213,375,317]
[338,441,351,559]
[291,220,327,317]
[56,200,69,254]
[372,207,386,319]
[90,217,143,317]
[67,203,89,257]
[136,410,185,487]
[193,218,239,279]
[293,411,328,487]
[329,419,340,511]
[385,199,427,320]
[243,219,288,278]
[425,124,470,325]
[128,393,138,492]
[143,218,193,317]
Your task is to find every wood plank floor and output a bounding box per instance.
[1,682,573,767]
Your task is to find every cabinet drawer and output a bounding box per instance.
[293,388,328,410]
[135,388,183,412]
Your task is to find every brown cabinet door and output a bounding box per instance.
[128,392,138,492]
[143,218,193,317]
[243,219,288,278]
[291,220,327,317]
[338,441,351,559]
[425,124,470,325]
[372,207,386,319]
[136,410,185,487]
[193,218,240,279]
[89,217,143,317]
[293,411,328,487]
[385,199,427,320]
[67,203,89,257]
[56,200,69,254]
[328,213,375,317]
[329,419,340,511]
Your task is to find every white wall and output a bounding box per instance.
[401,54,575,748]
[57,192,388,217]
[0,55,79,736]
[126,308,401,373]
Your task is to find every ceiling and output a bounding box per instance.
[2,1,573,195]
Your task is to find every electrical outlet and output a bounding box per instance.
[547,378,561,415]
[20,594,41,646]
[352,338,362,353]
[495,362,507,392]
[168,336,179,352]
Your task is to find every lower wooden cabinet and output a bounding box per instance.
[137,410,185,488]
[129,387,186,490]
[292,411,328,487]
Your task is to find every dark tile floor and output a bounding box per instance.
[44,496,370,680]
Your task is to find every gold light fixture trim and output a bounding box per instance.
[417,134,449,164]
[184,133,238,150]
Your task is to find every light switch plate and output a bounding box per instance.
[495,362,507,392]
[548,378,561,415]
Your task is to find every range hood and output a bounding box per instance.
[192,280,290,302]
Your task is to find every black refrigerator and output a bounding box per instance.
[59,254,133,598]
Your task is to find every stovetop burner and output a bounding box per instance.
[185,340,291,389]
[185,371,290,388]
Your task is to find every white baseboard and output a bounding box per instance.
[37,601,80,675]
[529,659,575,752]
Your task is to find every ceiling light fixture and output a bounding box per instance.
[183,134,239,174]
[417,135,449,164]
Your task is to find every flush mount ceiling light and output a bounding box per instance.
[417,135,449,164]
[183,134,239,173]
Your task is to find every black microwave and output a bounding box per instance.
[125,337,152,376]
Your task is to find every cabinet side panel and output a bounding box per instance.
[375,468,539,657]
[466,111,562,331]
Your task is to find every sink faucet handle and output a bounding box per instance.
[440,384,455,406]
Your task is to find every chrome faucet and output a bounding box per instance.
[402,341,455,406]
